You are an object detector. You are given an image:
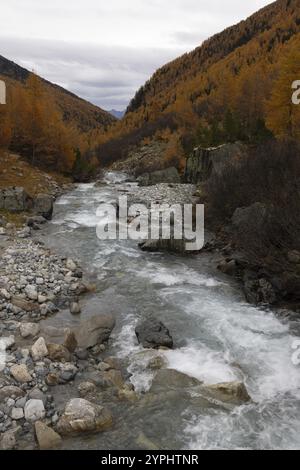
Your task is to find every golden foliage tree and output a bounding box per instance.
[266,39,300,140]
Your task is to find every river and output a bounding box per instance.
[38,172,300,450]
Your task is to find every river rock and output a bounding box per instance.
[47,343,71,362]
[0,288,11,300]
[150,369,201,392]
[66,258,77,271]
[25,285,38,301]
[139,238,187,254]
[11,407,24,420]
[0,386,25,400]
[200,381,251,405]
[11,296,38,312]
[34,194,53,220]
[10,364,32,383]
[63,330,78,353]
[78,382,97,397]
[70,302,81,315]
[104,370,124,389]
[73,315,116,349]
[31,337,48,361]
[24,399,45,422]
[56,398,113,436]
[0,430,16,450]
[20,322,40,339]
[147,355,168,370]
[135,317,173,349]
[217,259,237,276]
[35,421,62,450]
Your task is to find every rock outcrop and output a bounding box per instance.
[185,143,246,184]
[0,187,33,212]
[138,167,180,186]
[0,187,54,219]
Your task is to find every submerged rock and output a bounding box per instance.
[200,381,251,405]
[56,398,113,436]
[150,369,201,392]
[135,317,173,349]
[35,421,62,450]
[74,315,116,349]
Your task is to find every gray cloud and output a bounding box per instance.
[0,1,271,110]
[0,36,185,109]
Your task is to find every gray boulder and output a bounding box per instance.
[34,194,54,220]
[0,187,33,212]
[56,398,113,436]
[150,369,201,392]
[73,315,116,349]
[199,381,251,405]
[135,317,173,349]
[139,238,187,254]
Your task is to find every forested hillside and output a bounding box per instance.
[95,0,300,169]
[0,56,116,175]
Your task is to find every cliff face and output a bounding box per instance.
[184,143,247,184]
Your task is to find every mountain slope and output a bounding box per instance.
[0,55,116,133]
[96,0,300,170]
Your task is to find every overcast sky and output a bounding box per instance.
[0,0,271,111]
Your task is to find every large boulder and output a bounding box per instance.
[10,364,32,383]
[34,194,54,220]
[0,187,33,212]
[56,398,113,436]
[34,421,62,450]
[150,369,201,393]
[200,381,251,405]
[138,167,180,186]
[135,317,173,349]
[185,143,246,184]
[139,238,187,254]
[47,343,71,362]
[73,315,116,349]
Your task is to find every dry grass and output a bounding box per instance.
[0,151,71,197]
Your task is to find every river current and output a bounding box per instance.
[38,172,300,450]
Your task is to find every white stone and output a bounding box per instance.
[31,337,48,361]
[0,335,15,350]
[66,259,77,271]
[0,288,11,300]
[24,399,45,422]
[11,407,24,420]
[20,323,40,339]
[25,285,38,301]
